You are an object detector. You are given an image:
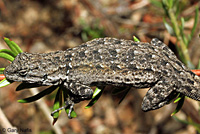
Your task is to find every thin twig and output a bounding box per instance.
[168,8,192,65]
[182,99,200,124]
[0,88,63,134]
[129,0,150,10]
[0,108,18,134]
[29,88,63,134]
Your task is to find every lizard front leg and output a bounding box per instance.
[51,82,93,118]
[52,81,93,118]
[65,82,93,118]
[64,81,94,102]
[51,97,75,119]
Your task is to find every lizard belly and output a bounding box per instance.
[68,68,160,88]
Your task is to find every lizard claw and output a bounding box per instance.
[51,99,75,119]
[51,105,67,116]
[67,103,74,119]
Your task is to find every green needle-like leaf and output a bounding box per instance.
[150,0,162,8]
[171,94,185,116]
[92,87,102,98]
[62,87,77,118]
[0,49,16,58]
[3,37,19,56]
[16,83,42,91]
[4,37,23,54]
[133,36,140,42]
[65,106,77,118]
[85,87,104,109]
[180,17,188,46]
[10,40,23,54]
[0,52,15,62]
[174,96,181,103]
[18,86,58,103]
[0,78,11,88]
[173,93,185,103]
[173,116,200,132]
[118,88,130,104]
[189,6,199,43]
[0,68,5,74]
[112,87,129,95]
[163,18,175,36]
[168,0,173,8]
[197,60,200,69]
[52,87,62,119]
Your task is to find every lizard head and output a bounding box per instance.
[4,52,45,84]
[4,52,67,85]
[4,52,31,82]
[4,52,64,85]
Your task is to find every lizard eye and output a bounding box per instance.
[19,70,27,76]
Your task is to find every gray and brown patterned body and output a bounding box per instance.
[4,37,200,112]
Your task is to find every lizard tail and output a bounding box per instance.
[175,74,200,101]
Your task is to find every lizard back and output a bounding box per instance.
[66,38,164,87]
[4,37,200,111]
[5,37,199,90]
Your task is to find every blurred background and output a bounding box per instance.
[0,0,200,134]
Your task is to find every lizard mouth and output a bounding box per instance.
[4,60,20,81]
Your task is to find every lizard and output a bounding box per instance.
[3,37,200,118]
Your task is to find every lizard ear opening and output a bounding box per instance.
[141,81,178,112]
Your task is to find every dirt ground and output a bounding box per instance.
[0,0,200,134]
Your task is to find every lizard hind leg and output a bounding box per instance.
[141,81,178,111]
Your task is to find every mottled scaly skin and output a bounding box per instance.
[4,37,200,111]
